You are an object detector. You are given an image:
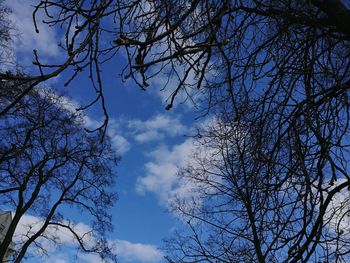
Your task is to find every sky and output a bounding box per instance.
[3,1,350,262]
[2,1,205,262]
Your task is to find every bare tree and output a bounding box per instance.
[113,1,350,261]
[0,0,12,66]
[1,1,350,261]
[114,0,350,111]
[162,106,350,262]
[1,0,349,126]
[0,83,118,262]
[0,0,122,133]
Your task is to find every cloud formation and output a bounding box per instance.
[136,138,197,207]
[128,114,187,143]
[14,213,164,263]
[115,240,164,263]
[135,117,231,215]
[6,0,61,63]
[41,90,130,154]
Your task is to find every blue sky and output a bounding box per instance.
[4,1,205,262]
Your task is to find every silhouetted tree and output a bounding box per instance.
[0,0,11,66]
[1,0,350,126]
[164,104,350,262]
[0,83,118,262]
[1,1,350,261]
[115,1,350,261]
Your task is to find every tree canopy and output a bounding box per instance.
[0,83,118,262]
[1,0,350,115]
[1,0,350,262]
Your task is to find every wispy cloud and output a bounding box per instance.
[149,68,201,110]
[41,89,130,154]
[114,240,164,263]
[6,0,61,64]
[135,117,227,216]
[325,179,350,233]
[128,114,187,143]
[136,138,197,207]
[105,119,131,154]
[14,213,164,263]
[52,259,68,263]
[39,91,191,154]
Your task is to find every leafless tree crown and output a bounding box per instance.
[0,84,118,262]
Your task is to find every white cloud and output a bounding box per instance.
[107,119,131,154]
[325,180,350,234]
[135,117,237,217]
[109,133,130,154]
[6,0,60,63]
[47,254,68,263]
[82,114,130,154]
[136,138,197,206]
[39,89,130,154]
[114,240,164,263]
[14,214,93,249]
[149,68,201,109]
[57,95,130,154]
[13,213,163,263]
[78,241,165,263]
[77,253,104,263]
[128,114,187,143]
